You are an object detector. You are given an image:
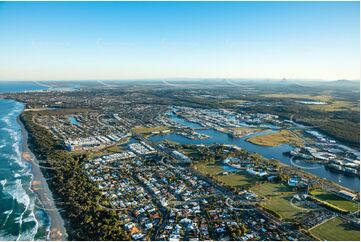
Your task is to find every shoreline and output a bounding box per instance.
[169,115,359,192]
[17,113,68,241]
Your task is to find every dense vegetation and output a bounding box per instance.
[20,111,129,240]
[149,84,360,146]
[7,80,358,146]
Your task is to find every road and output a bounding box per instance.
[134,133,312,240]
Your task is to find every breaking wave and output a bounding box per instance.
[0,100,48,240]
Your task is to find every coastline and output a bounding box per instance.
[17,113,68,241]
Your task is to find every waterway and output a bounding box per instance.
[0,83,50,240]
[149,111,360,191]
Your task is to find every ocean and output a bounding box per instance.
[0,83,50,240]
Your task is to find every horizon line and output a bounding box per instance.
[0,78,359,82]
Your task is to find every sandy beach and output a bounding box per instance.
[18,116,68,241]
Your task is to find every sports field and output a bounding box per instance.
[310,190,359,212]
[194,161,257,188]
[262,93,331,101]
[252,183,309,219]
[310,217,360,241]
[132,126,170,134]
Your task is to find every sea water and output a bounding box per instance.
[0,82,49,240]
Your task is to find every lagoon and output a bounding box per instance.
[149,112,360,191]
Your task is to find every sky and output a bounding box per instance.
[0,1,359,81]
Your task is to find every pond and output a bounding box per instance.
[68,116,79,125]
[222,165,239,173]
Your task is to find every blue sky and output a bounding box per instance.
[0,1,359,81]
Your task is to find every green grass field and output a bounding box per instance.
[247,130,302,147]
[132,126,170,134]
[194,161,257,188]
[252,183,309,219]
[179,147,202,160]
[105,145,125,153]
[310,190,359,212]
[221,99,247,105]
[262,93,331,101]
[308,100,359,112]
[310,217,360,241]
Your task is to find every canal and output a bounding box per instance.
[148,112,360,191]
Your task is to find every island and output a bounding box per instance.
[246,130,303,147]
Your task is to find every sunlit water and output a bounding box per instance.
[150,111,360,191]
[0,83,50,240]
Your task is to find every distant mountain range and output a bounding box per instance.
[320,79,360,87]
